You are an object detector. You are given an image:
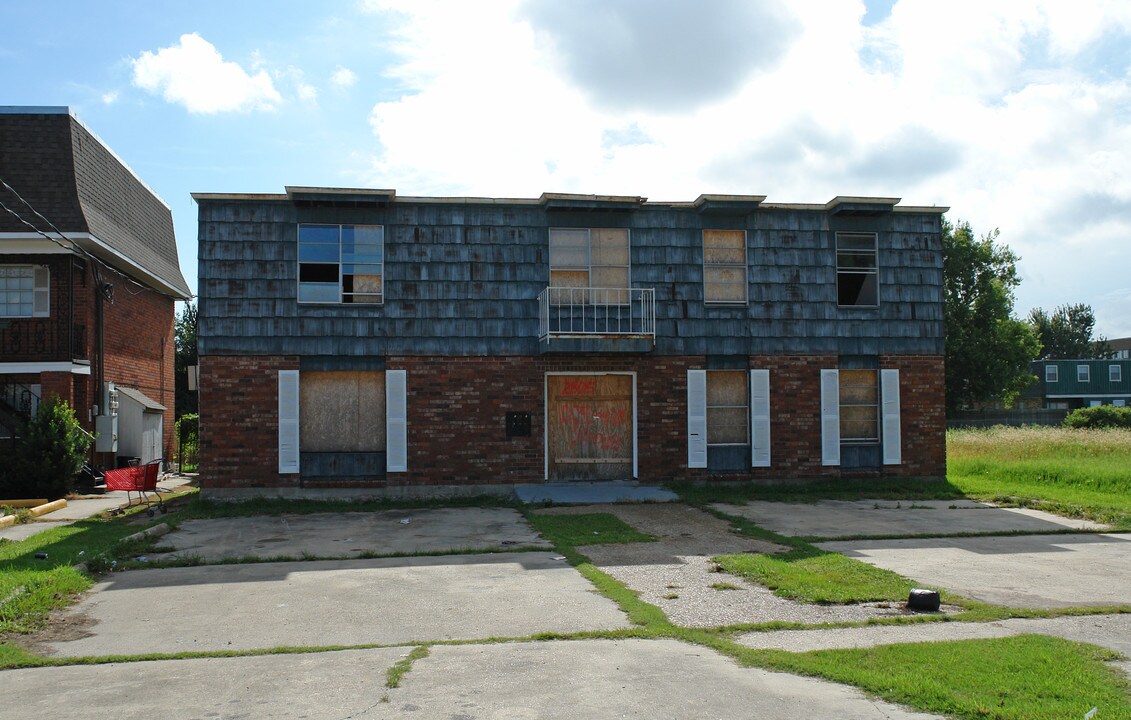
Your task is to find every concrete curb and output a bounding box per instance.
[71,523,174,575]
[120,522,173,545]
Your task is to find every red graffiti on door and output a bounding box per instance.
[560,377,598,397]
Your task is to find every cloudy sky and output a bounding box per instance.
[3,0,1130,337]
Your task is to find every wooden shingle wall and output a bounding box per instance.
[197,198,943,358]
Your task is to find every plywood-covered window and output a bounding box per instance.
[549,228,629,304]
[836,232,878,307]
[706,370,748,445]
[299,371,386,452]
[839,369,879,443]
[703,230,746,304]
[298,224,383,304]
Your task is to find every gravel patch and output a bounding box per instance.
[534,503,946,627]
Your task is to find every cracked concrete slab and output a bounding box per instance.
[818,533,1131,609]
[40,552,628,657]
[391,638,945,719]
[157,507,550,561]
[714,499,1109,538]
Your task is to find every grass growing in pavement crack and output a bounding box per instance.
[385,645,430,689]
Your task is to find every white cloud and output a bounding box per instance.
[331,66,359,87]
[101,91,119,105]
[131,33,282,113]
[359,0,1131,336]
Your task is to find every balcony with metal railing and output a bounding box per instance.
[537,287,655,352]
[0,318,88,363]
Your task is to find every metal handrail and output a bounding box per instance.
[538,287,655,341]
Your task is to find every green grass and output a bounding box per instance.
[525,512,655,548]
[0,513,171,634]
[714,546,918,604]
[739,635,1131,720]
[948,426,1131,528]
[386,645,430,688]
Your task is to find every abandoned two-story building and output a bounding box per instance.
[0,107,191,467]
[195,188,946,498]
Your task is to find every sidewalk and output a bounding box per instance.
[0,473,195,543]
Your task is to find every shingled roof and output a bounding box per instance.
[0,107,191,299]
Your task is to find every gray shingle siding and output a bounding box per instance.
[197,194,944,358]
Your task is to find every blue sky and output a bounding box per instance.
[3,0,1130,338]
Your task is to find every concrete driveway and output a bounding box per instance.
[2,640,945,720]
[9,499,1127,718]
[819,532,1131,608]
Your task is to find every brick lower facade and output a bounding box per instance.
[199,354,946,495]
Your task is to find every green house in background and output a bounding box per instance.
[1036,358,1131,409]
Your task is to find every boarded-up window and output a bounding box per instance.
[703,230,746,304]
[298,224,383,304]
[707,370,748,445]
[549,228,629,304]
[836,232,878,307]
[839,369,878,443]
[299,371,386,452]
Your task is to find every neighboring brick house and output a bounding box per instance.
[195,187,947,498]
[0,107,192,468]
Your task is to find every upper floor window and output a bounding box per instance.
[549,228,630,304]
[836,232,878,307]
[0,265,49,318]
[298,225,383,304]
[703,230,747,304]
[1111,365,1122,383]
[1045,364,1059,383]
[1077,364,1090,383]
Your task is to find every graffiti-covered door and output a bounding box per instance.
[547,374,634,481]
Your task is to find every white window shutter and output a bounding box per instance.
[278,370,300,474]
[750,369,771,467]
[687,369,707,469]
[386,369,408,473]
[881,369,902,465]
[33,266,50,317]
[820,369,840,466]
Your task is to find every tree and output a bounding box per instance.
[3,396,93,499]
[174,301,198,418]
[1028,303,1113,359]
[943,219,1041,412]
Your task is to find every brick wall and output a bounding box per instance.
[100,272,177,461]
[201,353,946,492]
[882,355,947,478]
[199,355,299,489]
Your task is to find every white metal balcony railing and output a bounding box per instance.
[538,287,655,342]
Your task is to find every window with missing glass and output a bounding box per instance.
[703,230,747,304]
[836,232,878,307]
[548,228,629,304]
[839,369,879,443]
[298,224,383,304]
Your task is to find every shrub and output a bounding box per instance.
[1063,405,1131,430]
[2,396,93,500]
[174,413,199,472]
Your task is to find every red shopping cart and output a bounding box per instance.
[103,459,167,516]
